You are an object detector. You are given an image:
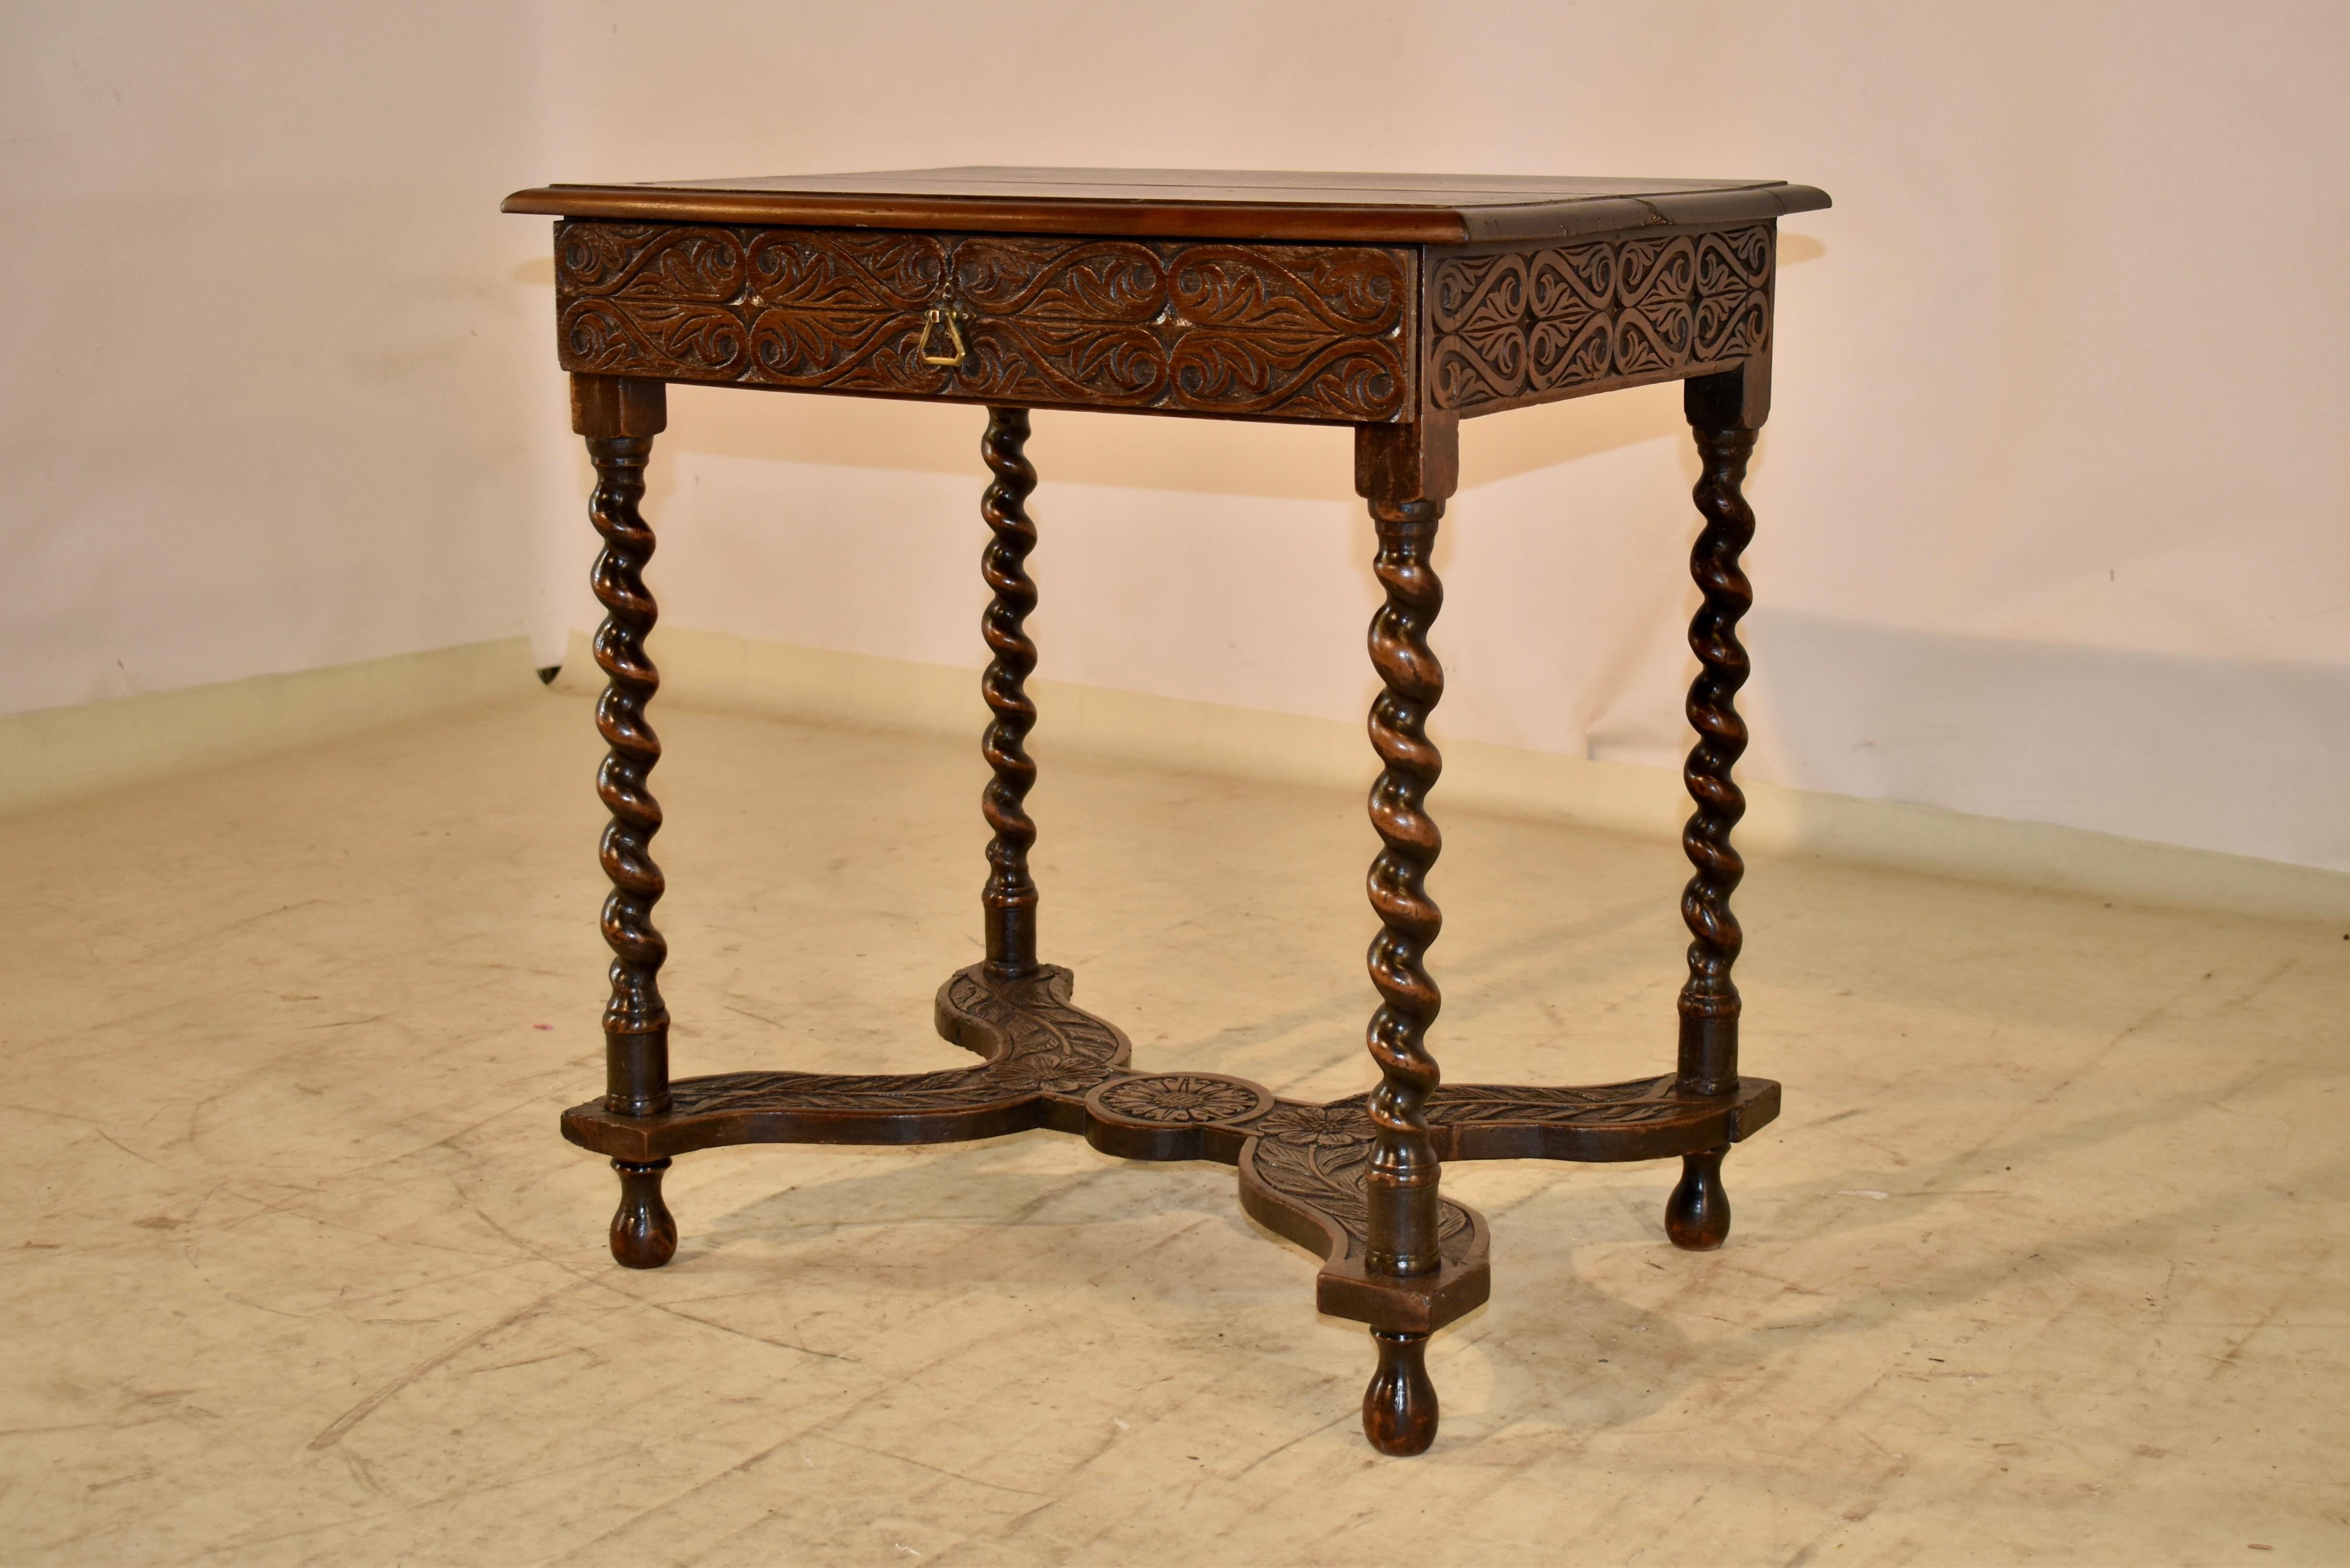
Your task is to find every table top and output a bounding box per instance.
[502,166,1830,245]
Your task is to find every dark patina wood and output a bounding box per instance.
[504,166,1828,245]
[978,407,1042,970]
[1425,225,1775,413]
[548,222,1414,422]
[573,376,671,1123]
[514,167,1827,1458]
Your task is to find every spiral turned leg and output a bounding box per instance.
[1671,366,1764,1251]
[1362,495,1447,1278]
[574,375,677,1267]
[980,407,1041,975]
[1353,417,1459,1452]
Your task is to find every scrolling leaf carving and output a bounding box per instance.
[1430,225,1772,411]
[555,223,1411,421]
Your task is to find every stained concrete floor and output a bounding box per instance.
[4,690,2347,1565]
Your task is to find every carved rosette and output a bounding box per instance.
[555,222,1412,422]
[1429,225,1772,412]
[1089,1073,1272,1128]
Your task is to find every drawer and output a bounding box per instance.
[554,220,1416,423]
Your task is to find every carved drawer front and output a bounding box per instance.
[1427,225,1773,413]
[555,221,1416,423]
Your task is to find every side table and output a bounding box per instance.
[502,168,1831,1455]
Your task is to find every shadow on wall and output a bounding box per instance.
[1740,608,2350,873]
[637,379,1693,503]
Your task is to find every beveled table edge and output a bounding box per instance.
[501,182,1830,245]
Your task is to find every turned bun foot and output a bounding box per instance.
[1665,1145,1732,1250]
[609,1157,677,1269]
[1362,1329,1438,1456]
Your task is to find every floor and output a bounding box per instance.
[5,691,2346,1566]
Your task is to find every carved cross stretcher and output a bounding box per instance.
[504,167,1831,1456]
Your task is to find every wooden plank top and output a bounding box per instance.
[502,166,1830,245]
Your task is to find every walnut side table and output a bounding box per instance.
[503,167,1831,1455]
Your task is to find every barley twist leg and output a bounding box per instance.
[1669,366,1764,1252]
[575,375,677,1269]
[1363,495,1447,1282]
[1353,417,1458,1455]
[979,407,1041,975]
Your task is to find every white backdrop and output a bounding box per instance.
[6,3,2348,872]
[0,4,556,710]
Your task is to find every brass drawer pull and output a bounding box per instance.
[917,304,967,366]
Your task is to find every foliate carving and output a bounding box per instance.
[562,226,752,381]
[751,229,947,308]
[957,238,1162,320]
[1249,1102,1475,1265]
[1269,1103,1362,1148]
[560,223,745,298]
[1429,225,1772,411]
[658,963,1130,1126]
[1171,245,1403,332]
[1429,1076,1717,1127]
[666,1065,1003,1117]
[937,966,1129,1097]
[560,963,1778,1338]
[555,222,1412,422]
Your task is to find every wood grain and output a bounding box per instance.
[554,222,1413,423]
[558,960,1778,1335]
[1426,225,1772,414]
[522,169,1824,1455]
[505,166,1830,245]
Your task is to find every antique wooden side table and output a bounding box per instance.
[503,168,1830,1455]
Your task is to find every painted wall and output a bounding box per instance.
[8,3,2347,875]
[0,2,557,713]
[536,1,2350,873]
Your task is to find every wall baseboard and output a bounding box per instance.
[557,626,2350,926]
[0,639,542,815]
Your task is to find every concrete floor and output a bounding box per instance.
[5,691,2346,1565]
